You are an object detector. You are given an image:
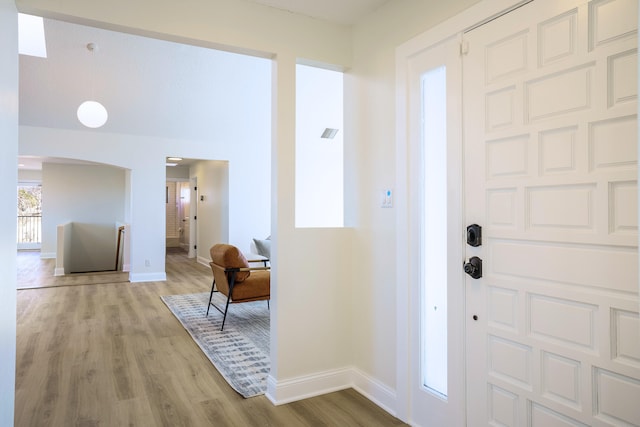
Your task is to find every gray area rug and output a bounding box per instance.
[161,292,270,398]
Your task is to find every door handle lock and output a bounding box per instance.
[467,224,482,247]
[464,256,482,279]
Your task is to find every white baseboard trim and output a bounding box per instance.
[129,272,167,283]
[265,366,398,420]
[197,256,210,268]
[17,243,40,250]
[40,252,56,259]
[266,367,352,406]
[54,267,65,276]
[350,367,398,418]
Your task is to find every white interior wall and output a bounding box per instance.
[18,169,41,181]
[60,221,71,274]
[227,145,271,255]
[13,0,498,418]
[20,121,271,282]
[190,160,230,260]
[166,165,189,180]
[123,168,131,247]
[68,224,116,272]
[270,227,354,396]
[0,1,17,425]
[41,163,126,272]
[9,0,361,400]
[266,52,356,397]
[347,0,482,402]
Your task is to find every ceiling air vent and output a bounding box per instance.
[320,128,339,139]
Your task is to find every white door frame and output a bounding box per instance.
[405,33,465,426]
[395,0,531,422]
[189,176,198,259]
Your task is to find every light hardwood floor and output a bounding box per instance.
[17,250,129,290]
[15,249,407,426]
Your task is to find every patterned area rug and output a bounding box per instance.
[161,292,270,398]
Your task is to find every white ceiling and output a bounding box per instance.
[18,1,391,170]
[19,18,272,140]
[19,18,272,170]
[246,0,390,25]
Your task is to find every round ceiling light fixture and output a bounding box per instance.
[77,42,108,129]
[77,100,108,128]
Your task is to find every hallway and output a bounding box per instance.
[15,250,406,426]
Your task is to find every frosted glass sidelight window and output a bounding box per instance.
[421,66,448,398]
[295,64,344,228]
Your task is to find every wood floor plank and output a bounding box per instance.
[15,249,407,426]
[112,397,157,427]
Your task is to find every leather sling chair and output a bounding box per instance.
[207,244,270,331]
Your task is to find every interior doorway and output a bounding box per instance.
[17,182,42,251]
[166,179,192,254]
[178,181,191,252]
[166,171,199,259]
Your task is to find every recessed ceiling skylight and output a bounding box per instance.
[18,13,47,58]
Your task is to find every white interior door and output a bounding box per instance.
[189,177,198,259]
[463,0,639,425]
[179,181,191,251]
[407,35,465,427]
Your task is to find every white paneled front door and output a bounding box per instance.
[463,1,639,426]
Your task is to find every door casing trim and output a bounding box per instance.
[394,0,530,422]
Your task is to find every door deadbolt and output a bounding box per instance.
[464,256,482,279]
[467,224,482,247]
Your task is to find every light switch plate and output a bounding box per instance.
[381,189,393,208]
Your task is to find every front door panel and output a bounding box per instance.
[463,0,639,425]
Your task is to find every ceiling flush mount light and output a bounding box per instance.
[77,42,108,128]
